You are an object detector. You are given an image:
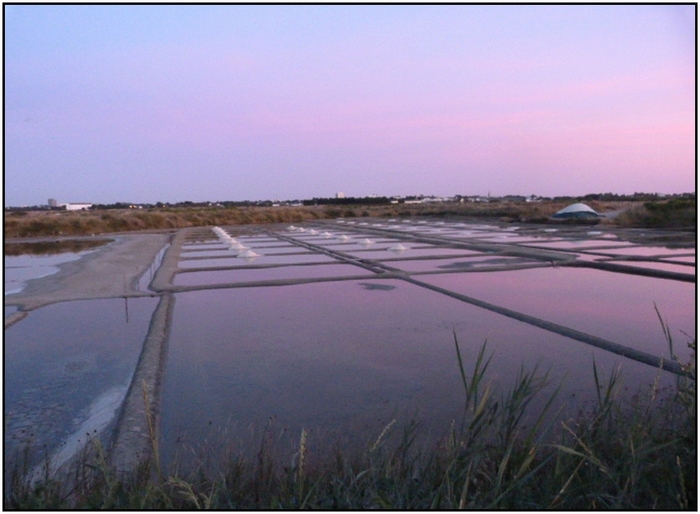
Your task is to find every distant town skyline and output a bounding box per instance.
[7,190,689,210]
[5,5,695,207]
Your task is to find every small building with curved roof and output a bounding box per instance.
[552,203,601,219]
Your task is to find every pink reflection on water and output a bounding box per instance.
[587,246,695,257]
[174,263,371,286]
[160,279,681,469]
[420,267,695,362]
[523,240,635,249]
[599,260,695,275]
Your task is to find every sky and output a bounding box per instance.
[4,4,696,206]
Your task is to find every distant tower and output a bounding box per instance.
[48,198,58,207]
[336,192,345,199]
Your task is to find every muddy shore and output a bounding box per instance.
[5,231,176,475]
[5,233,171,314]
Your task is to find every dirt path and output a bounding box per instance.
[5,233,171,313]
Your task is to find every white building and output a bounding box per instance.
[65,203,93,211]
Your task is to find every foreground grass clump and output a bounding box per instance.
[6,336,695,510]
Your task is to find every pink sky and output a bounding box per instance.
[5,5,695,205]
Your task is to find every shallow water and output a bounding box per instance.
[419,268,695,362]
[5,252,91,296]
[159,278,675,468]
[667,255,695,263]
[586,246,696,257]
[348,248,482,259]
[599,260,696,275]
[392,256,544,273]
[4,238,111,256]
[159,221,695,466]
[179,249,232,258]
[178,253,338,269]
[181,242,222,250]
[4,219,695,474]
[472,236,560,243]
[174,263,374,286]
[521,240,635,250]
[4,297,159,467]
[138,243,170,291]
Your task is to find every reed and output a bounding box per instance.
[5,320,695,509]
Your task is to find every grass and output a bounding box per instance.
[8,199,692,239]
[5,324,695,509]
[3,206,332,238]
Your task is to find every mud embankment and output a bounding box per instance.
[5,233,171,313]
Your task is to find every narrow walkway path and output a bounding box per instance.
[279,229,690,377]
[311,220,695,282]
[109,293,175,473]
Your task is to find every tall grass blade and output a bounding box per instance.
[453,330,470,410]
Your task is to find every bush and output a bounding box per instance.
[616,200,696,229]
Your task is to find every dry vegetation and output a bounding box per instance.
[614,199,696,229]
[5,200,662,239]
[4,206,329,238]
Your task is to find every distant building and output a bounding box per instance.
[65,203,93,211]
[336,192,345,199]
[48,198,58,207]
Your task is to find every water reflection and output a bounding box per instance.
[4,239,111,256]
[138,243,169,291]
[160,280,675,469]
[5,252,90,296]
[4,297,159,468]
[419,268,695,362]
[598,260,695,274]
[178,253,333,269]
[586,246,695,257]
[174,263,373,286]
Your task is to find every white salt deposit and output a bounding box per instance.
[237,249,260,259]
